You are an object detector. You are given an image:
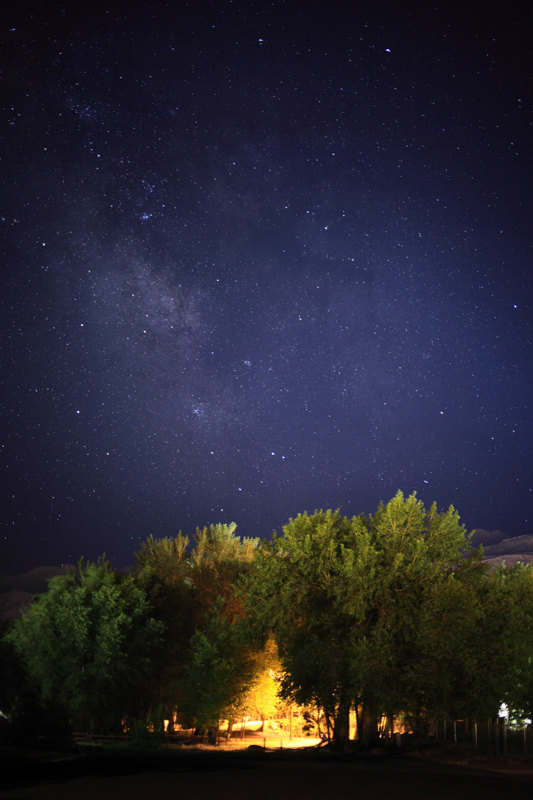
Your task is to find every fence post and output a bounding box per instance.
[473,721,477,748]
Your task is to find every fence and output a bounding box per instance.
[434,718,533,757]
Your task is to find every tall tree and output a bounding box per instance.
[135,523,260,736]
[477,561,533,722]
[135,533,196,722]
[358,491,478,737]
[242,508,375,747]
[6,557,164,732]
[242,492,477,747]
[179,599,256,742]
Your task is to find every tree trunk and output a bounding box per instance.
[324,708,333,742]
[207,720,219,745]
[333,699,351,749]
[359,704,378,746]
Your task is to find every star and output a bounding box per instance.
[0,1,530,574]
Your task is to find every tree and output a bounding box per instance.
[476,561,533,723]
[6,557,164,733]
[135,523,260,737]
[240,635,282,724]
[242,508,374,747]
[190,522,258,620]
[357,491,479,737]
[135,533,196,723]
[179,599,256,742]
[242,492,478,748]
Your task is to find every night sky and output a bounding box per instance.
[1,1,531,574]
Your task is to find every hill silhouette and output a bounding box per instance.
[471,529,533,566]
[0,565,73,620]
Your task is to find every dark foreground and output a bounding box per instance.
[1,746,532,800]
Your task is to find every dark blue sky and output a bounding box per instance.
[1,1,531,573]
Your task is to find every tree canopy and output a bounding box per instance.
[135,523,261,740]
[6,557,164,732]
[3,494,533,747]
[241,492,485,746]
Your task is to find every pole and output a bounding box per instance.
[289,705,292,740]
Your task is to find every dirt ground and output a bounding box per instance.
[1,746,532,800]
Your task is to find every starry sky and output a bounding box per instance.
[1,1,531,573]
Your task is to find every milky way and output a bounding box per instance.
[1,1,531,572]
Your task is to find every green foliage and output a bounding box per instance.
[136,533,190,580]
[0,619,25,718]
[243,508,371,744]
[6,500,530,747]
[192,522,258,566]
[135,523,261,736]
[135,534,197,716]
[243,492,482,745]
[190,523,259,620]
[6,557,164,732]
[478,562,533,721]
[241,636,282,721]
[180,600,253,735]
[129,704,165,749]
[360,493,480,723]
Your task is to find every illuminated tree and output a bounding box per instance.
[242,492,478,747]
[190,522,258,619]
[242,508,373,747]
[241,636,282,723]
